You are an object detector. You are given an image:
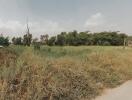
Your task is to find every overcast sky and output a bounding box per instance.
[0,0,132,37]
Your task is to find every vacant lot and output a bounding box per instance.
[0,46,132,100]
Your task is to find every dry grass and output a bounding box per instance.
[0,46,132,100]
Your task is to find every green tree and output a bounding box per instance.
[56,32,66,46]
[47,31,128,46]
[48,36,56,46]
[40,34,49,45]
[66,30,79,46]
[12,37,23,45]
[78,32,90,45]
[23,33,32,46]
[0,35,9,46]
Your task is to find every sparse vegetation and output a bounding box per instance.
[0,46,132,100]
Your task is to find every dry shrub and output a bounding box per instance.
[84,51,132,87]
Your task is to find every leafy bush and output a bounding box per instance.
[0,36,9,46]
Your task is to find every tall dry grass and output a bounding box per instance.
[0,46,132,100]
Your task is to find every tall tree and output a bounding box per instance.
[40,34,49,45]
[23,21,32,46]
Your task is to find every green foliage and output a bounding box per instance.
[37,46,92,58]
[56,32,66,46]
[0,36,9,46]
[23,33,32,46]
[12,37,23,45]
[66,30,79,46]
[7,30,129,47]
[48,36,56,46]
[47,31,127,46]
[33,42,41,50]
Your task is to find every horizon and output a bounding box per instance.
[0,0,132,37]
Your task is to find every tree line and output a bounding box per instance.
[0,31,129,47]
[48,31,127,46]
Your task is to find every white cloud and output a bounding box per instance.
[29,20,64,37]
[0,18,64,37]
[0,19,25,36]
[84,12,120,32]
[85,12,106,27]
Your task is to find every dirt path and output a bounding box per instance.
[95,81,132,100]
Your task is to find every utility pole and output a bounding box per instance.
[26,18,30,37]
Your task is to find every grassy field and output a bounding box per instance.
[0,46,132,100]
